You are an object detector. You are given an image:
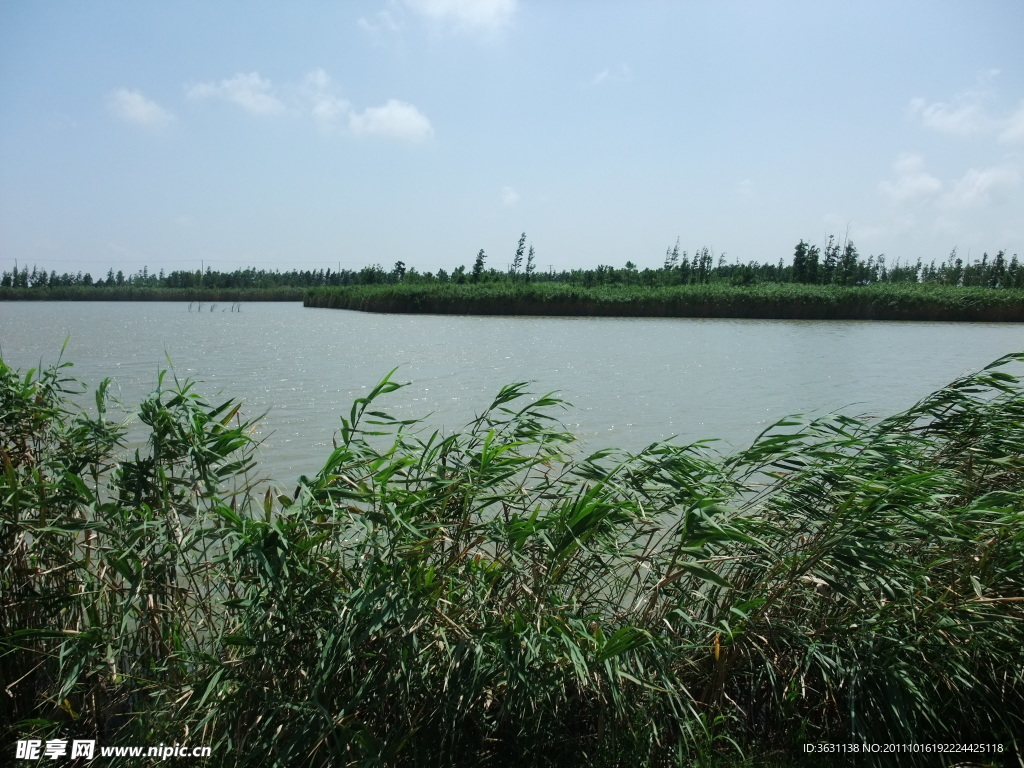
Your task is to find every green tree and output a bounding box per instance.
[663,237,680,271]
[990,250,1007,288]
[822,235,839,284]
[837,240,859,285]
[792,240,809,283]
[472,249,487,283]
[391,260,407,283]
[511,233,526,279]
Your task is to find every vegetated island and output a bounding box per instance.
[4,236,1024,320]
[4,351,1023,766]
[305,281,1024,321]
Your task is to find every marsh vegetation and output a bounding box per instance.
[4,236,1022,321]
[3,351,1023,766]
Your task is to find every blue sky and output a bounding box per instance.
[1,1,1022,279]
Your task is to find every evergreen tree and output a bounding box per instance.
[838,240,859,285]
[392,260,407,283]
[664,237,680,270]
[990,250,1007,288]
[822,235,839,284]
[512,232,526,278]
[472,249,487,282]
[792,240,809,283]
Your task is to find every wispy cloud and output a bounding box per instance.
[589,63,631,87]
[403,0,516,34]
[501,186,520,206]
[358,7,403,38]
[349,99,433,142]
[1000,102,1024,143]
[878,153,942,204]
[108,88,174,127]
[736,178,755,198]
[910,69,1024,144]
[186,72,284,115]
[301,68,351,129]
[942,164,1021,209]
[183,69,432,142]
[909,97,990,137]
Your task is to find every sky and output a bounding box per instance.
[1,0,1023,279]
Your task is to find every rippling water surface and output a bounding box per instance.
[2,301,1021,483]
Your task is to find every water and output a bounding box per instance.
[2,301,1021,484]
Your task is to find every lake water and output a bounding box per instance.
[2,301,1022,485]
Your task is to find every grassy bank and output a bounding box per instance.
[305,282,1024,321]
[3,353,1023,766]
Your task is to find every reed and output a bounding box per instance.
[305,282,1024,321]
[2,351,1022,766]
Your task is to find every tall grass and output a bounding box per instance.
[3,351,1023,766]
[305,282,1024,321]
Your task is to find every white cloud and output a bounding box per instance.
[301,68,350,129]
[108,89,173,127]
[1000,102,1024,143]
[501,186,520,206]
[186,72,284,115]
[878,153,942,204]
[403,0,515,33]
[349,99,433,142]
[910,70,1024,143]
[909,95,990,137]
[736,178,755,198]
[942,164,1021,208]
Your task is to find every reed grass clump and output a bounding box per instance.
[305,282,1024,321]
[2,352,1023,766]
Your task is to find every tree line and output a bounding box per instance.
[3,234,1021,294]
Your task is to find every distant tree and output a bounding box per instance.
[511,232,526,278]
[792,240,808,283]
[472,249,487,282]
[805,244,820,284]
[359,264,387,284]
[664,237,680,270]
[990,250,1007,288]
[525,245,535,281]
[837,240,859,285]
[821,235,839,284]
[392,260,407,283]
[1007,254,1021,288]
[692,247,712,283]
